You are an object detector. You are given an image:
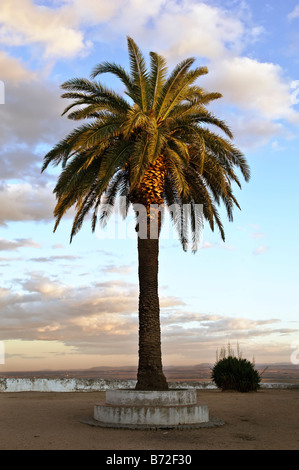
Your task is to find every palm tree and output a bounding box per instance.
[42,37,250,391]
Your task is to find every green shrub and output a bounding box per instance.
[211,355,261,392]
[211,344,262,392]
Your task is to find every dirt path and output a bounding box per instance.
[0,389,298,450]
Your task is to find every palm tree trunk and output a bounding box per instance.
[135,210,168,391]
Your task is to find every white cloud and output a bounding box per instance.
[201,241,216,250]
[0,75,73,182]
[0,274,140,347]
[93,0,299,139]
[148,1,245,61]
[30,254,81,263]
[253,245,268,255]
[21,273,70,299]
[0,0,258,62]
[0,0,89,58]
[229,115,285,149]
[0,79,65,144]
[0,273,292,363]
[0,238,41,251]
[288,5,299,19]
[251,232,264,239]
[205,57,299,123]
[102,264,134,275]
[1,0,298,133]
[0,51,36,84]
[64,0,124,25]
[271,140,285,152]
[0,183,55,225]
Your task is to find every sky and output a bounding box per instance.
[0,0,299,372]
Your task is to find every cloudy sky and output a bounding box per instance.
[0,0,299,372]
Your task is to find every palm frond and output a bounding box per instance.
[70,182,98,242]
[155,57,196,119]
[164,147,190,198]
[61,77,102,95]
[127,36,149,112]
[121,104,149,138]
[146,125,167,165]
[149,52,168,111]
[91,61,133,90]
[160,66,209,120]
[98,170,125,228]
[128,133,149,190]
[96,140,133,194]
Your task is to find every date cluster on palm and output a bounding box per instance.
[129,156,167,237]
[130,155,167,207]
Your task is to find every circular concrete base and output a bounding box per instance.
[106,389,197,406]
[90,389,220,429]
[81,415,225,430]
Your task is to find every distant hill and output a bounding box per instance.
[1,363,298,383]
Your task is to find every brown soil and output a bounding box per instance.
[0,389,298,450]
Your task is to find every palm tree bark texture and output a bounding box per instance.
[130,155,168,389]
[42,37,250,391]
[137,231,167,390]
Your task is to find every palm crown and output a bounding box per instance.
[42,36,250,250]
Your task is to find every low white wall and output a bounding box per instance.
[0,377,297,392]
[0,378,136,392]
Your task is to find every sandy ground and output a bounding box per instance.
[0,389,298,451]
